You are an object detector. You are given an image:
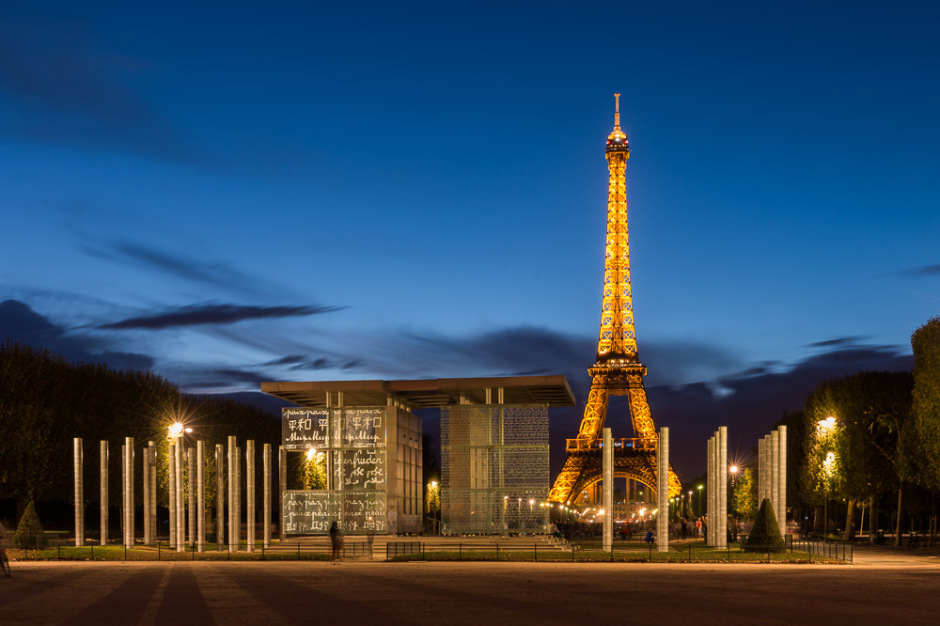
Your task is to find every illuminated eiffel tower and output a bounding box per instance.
[549,95,681,504]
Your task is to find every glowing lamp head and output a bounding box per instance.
[168,422,184,438]
[305,447,317,461]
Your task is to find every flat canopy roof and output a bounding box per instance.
[260,375,576,410]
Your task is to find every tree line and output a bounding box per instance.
[728,317,940,545]
[0,341,280,528]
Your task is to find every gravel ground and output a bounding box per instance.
[1,554,938,625]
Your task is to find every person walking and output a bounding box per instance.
[329,521,344,563]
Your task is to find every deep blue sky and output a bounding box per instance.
[2,1,937,478]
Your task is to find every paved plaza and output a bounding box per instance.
[0,548,938,625]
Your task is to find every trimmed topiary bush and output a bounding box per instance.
[13,501,48,549]
[744,498,785,553]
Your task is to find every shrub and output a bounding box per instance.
[13,501,48,549]
[744,498,785,553]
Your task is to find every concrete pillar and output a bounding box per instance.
[228,436,236,552]
[179,442,187,550]
[169,441,177,548]
[215,444,224,550]
[125,437,134,548]
[247,440,255,552]
[770,429,779,532]
[236,445,242,549]
[142,445,150,545]
[757,437,765,506]
[706,434,714,546]
[263,443,272,548]
[779,437,785,531]
[188,447,196,546]
[602,428,613,553]
[657,427,670,552]
[717,426,727,549]
[197,440,205,552]
[99,440,108,546]
[74,438,84,547]
[148,441,157,546]
[279,446,287,541]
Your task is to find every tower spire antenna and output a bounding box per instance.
[614,93,621,129]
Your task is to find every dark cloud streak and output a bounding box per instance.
[99,303,344,330]
[899,264,940,277]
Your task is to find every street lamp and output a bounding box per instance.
[697,484,703,518]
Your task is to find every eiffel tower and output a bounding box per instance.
[549,95,681,504]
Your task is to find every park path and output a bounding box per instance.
[1,558,939,625]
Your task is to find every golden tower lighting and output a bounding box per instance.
[549,94,680,504]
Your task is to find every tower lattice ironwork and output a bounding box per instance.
[549,95,681,504]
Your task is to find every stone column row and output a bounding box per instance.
[75,436,275,550]
[706,427,727,549]
[758,425,787,534]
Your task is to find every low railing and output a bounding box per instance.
[566,437,657,452]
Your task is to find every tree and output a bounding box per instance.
[801,372,913,544]
[906,317,940,491]
[744,498,785,553]
[13,500,47,549]
[732,468,757,520]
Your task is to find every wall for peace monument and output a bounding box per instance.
[281,406,421,535]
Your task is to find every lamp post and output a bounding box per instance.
[697,484,703,518]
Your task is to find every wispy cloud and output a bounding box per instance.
[0,299,154,371]
[82,241,264,295]
[0,20,196,160]
[806,336,865,348]
[99,303,344,330]
[899,264,940,278]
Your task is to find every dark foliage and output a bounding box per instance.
[744,498,785,553]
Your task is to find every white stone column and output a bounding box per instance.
[148,441,157,546]
[263,443,272,548]
[657,427,670,552]
[188,447,195,546]
[74,438,84,547]
[125,437,134,548]
[197,440,205,552]
[757,437,765,506]
[236,445,242,550]
[216,444,224,549]
[175,441,184,551]
[168,441,177,548]
[705,433,717,546]
[99,440,108,546]
[228,436,236,552]
[247,440,256,552]
[717,426,727,549]
[776,426,787,535]
[770,429,779,530]
[602,428,613,553]
[142,445,150,545]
